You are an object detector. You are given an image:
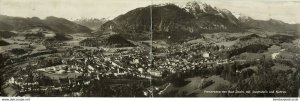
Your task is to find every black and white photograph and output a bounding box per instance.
[0,0,299,99]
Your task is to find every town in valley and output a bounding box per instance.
[0,1,299,97]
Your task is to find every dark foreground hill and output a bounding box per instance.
[0,40,10,46]
[80,34,135,47]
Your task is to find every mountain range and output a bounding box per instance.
[96,2,299,41]
[0,2,298,41]
[74,18,107,30]
[239,15,299,33]
[97,2,242,41]
[0,15,91,34]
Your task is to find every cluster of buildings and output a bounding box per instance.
[5,40,236,97]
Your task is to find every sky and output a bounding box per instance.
[0,0,300,24]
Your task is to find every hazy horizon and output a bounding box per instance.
[0,0,300,24]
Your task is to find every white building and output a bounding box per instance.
[272,52,280,59]
[202,52,210,58]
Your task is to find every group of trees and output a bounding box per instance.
[79,38,100,47]
[225,66,299,97]
[0,31,16,38]
[0,76,4,96]
[37,58,63,68]
[80,34,135,47]
[228,36,276,58]
[0,53,11,96]
[10,48,30,55]
[0,40,10,46]
[82,79,148,97]
[228,44,269,57]
[221,56,299,97]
